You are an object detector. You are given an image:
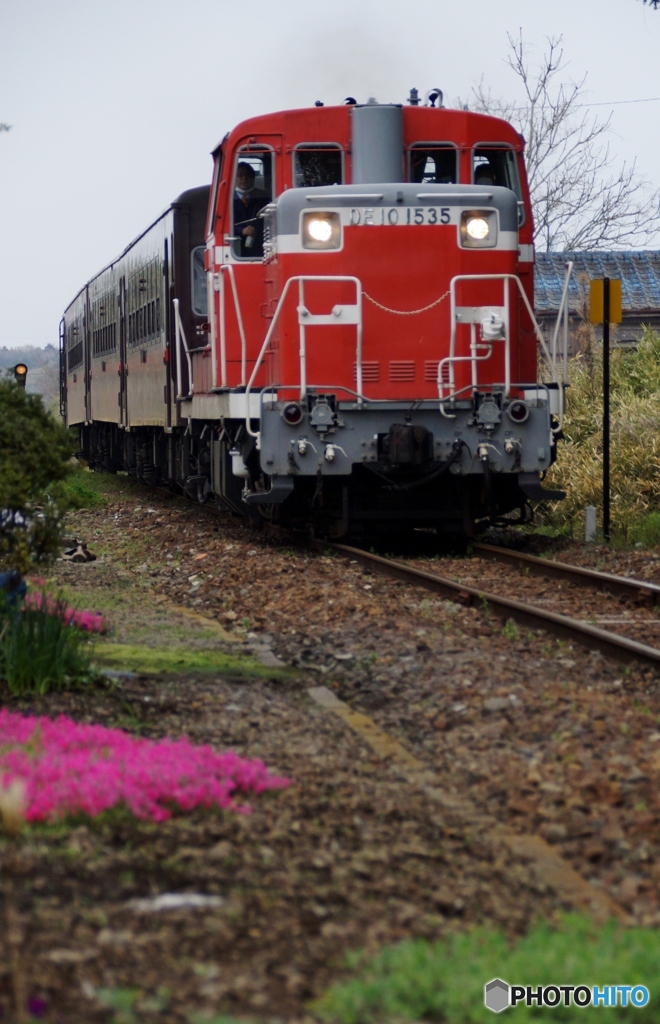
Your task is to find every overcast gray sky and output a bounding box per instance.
[1,0,659,349]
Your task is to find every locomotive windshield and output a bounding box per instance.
[408,144,457,184]
[293,145,343,188]
[473,147,524,224]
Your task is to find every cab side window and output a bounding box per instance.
[232,151,274,259]
[293,145,343,187]
[408,145,457,184]
[191,247,207,316]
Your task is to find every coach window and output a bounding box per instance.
[191,247,207,316]
[472,146,524,224]
[293,144,343,188]
[408,144,457,184]
[231,151,274,259]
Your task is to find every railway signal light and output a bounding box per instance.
[12,363,27,389]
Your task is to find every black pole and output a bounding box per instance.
[603,278,610,542]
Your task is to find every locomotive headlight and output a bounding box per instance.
[466,217,489,240]
[308,219,333,243]
[460,210,497,248]
[302,211,341,250]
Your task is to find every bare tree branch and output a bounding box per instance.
[470,34,659,251]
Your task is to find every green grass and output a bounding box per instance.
[311,914,659,1022]
[50,465,110,510]
[628,512,660,548]
[93,641,287,679]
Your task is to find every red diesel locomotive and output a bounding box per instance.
[61,90,564,538]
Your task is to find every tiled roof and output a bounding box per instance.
[535,251,660,313]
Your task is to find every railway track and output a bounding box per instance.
[473,541,660,604]
[265,527,660,671]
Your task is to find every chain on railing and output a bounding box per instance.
[362,289,450,316]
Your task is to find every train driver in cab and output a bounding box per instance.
[233,161,269,258]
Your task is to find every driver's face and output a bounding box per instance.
[236,169,255,190]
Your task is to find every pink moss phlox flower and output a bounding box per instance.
[24,591,108,634]
[0,710,290,823]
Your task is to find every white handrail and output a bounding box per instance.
[207,268,217,388]
[244,275,362,442]
[441,273,564,429]
[173,298,193,400]
[216,264,248,387]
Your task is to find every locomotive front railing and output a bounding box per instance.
[243,275,363,442]
[440,273,569,431]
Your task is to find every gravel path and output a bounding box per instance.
[1,479,658,1022]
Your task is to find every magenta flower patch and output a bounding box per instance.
[0,710,289,822]
[24,591,108,634]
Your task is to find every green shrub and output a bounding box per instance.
[312,914,658,1022]
[0,597,94,695]
[0,379,73,572]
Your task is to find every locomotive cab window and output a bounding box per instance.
[408,144,457,184]
[472,147,524,224]
[232,151,274,259]
[293,144,343,188]
[191,247,207,316]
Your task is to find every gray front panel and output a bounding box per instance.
[257,398,553,478]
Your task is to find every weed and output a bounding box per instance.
[96,987,140,1024]
[501,619,519,641]
[312,914,659,1023]
[189,1016,258,1024]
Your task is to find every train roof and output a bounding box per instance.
[63,186,210,314]
[212,101,525,154]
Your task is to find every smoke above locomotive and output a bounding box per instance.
[61,90,566,540]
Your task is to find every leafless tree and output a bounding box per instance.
[471,34,659,251]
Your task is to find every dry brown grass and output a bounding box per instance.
[543,327,660,538]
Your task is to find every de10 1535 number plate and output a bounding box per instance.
[347,206,454,226]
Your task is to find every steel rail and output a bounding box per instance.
[472,542,660,603]
[309,540,660,670]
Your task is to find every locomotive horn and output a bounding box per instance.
[424,88,444,108]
